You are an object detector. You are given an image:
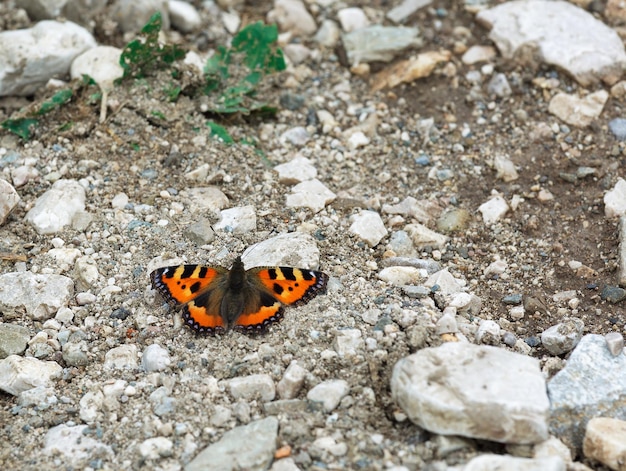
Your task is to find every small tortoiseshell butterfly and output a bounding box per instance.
[150,256,328,334]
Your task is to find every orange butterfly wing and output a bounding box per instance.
[150,265,228,333]
[230,266,328,331]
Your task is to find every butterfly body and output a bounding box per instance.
[150,256,328,334]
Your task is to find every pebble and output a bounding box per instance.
[475,320,501,345]
[229,374,276,402]
[333,329,364,357]
[277,361,307,399]
[436,312,458,335]
[583,417,626,471]
[111,192,129,210]
[484,259,508,277]
[280,126,310,146]
[342,25,422,65]
[0,20,96,96]
[285,178,336,213]
[436,208,470,233]
[461,45,497,64]
[424,269,462,296]
[405,223,449,249]
[349,210,388,247]
[609,117,626,141]
[378,266,426,286]
[381,256,441,274]
[548,334,626,449]
[382,196,432,223]
[104,344,138,370]
[0,355,62,395]
[25,179,86,234]
[487,73,512,98]
[463,454,565,471]
[168,0,202,33]
[43,424,113,464]
[600,285,626,303]
[0,323,30,358]
[337,7,369,32]
[141,344,171,372]
[242,232,322,269]
[347,131,370,150]
[150,387,177,417]
[314,19,340,47]
[210,404,232,427]
[392,342,549,444]
[0,272,74,320]
[186,416,278,471]
[62,341,90,366]
[73,255,100,289]
[605,332,624,356]
[138,436,174,459]
[213,205,257,234]
[79,389,103,423]
[0,179,20,224]
[185,218,216,245]
[388,231,418,256]
[604,178,626,218]
[267,0,317,37]
[541,318,584,355]
[387,0,433,24]
[111,0,170,34]
[274,155,317,184]
[17,385,57,408]
[477,0,626,86]
[478,195,509,224]
[494,154,519,182]
[307,379,350,412]
[548,90,608,128]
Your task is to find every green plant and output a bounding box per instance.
[119,12,185,80]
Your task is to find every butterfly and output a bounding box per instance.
[150,256,329,334]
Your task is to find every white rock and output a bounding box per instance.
[604,178,626,218]
[285,179,336,213]
[267,0,317,37]
[307,379,350,412]
[478,195,509,224]
[314,19,341,47]
[221,10,241,34]
[337,7,369,32]
[347,131,370,150]
[104,344,138,369]
[274,155,317,184]
[111,192,129,209]
[79,389,103,422]
[111,0,170,34]
[70,46,124,91]
[391,343,549,444]
[583,417,626,471]
[139,436,174,459]
[213,205,256,234]
[463,454,565,471]
[74,255,99,289]
[548,90,608,127]
[44,424,113,462]
[311,436,348,457]
[477,0,626,86]
[462,45,497,64]
[436,312,458,335]
[229,374,275,402]
[277,361,307,399]
[382,196,433,223]
[0,355,62,395]
[387,0,433,24]
[333,329,364,356]
[405,223,449,249]
[17,385,57,407]
[494,154,519,182]
[25,179,86,234]
[242,232,322,269]
[0,271,74,320]
[541,318,584,355]
[378,266,426,286]
[186,186,229,215]
[342,25,422,65]
[280,126,310,146]
[168,0,201,33]
[142,344,171,372]
[475,319,501,345]
[484,259,508,277]
[349,210,387,247]
[424,268,462,297]
[11,165,39,188]
[605,332,624,356]
[283,44,311,65]
[0,179,20,225]
[0,21,96,96]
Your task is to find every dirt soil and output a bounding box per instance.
[0,1,623,470]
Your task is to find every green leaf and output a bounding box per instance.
[231,22,286,73]
[119,11,186,79]
[37,89,73,115]
[1,118,39,140]
[207,121,234,144]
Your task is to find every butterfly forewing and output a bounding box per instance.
[252,266,329,306]
[151,265,224,305]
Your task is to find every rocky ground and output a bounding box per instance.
[1,0,626,470]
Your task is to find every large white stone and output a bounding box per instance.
[392,342,549,444]
[0,272,74,320]
[285,179,336,213]
[25,179,86,234]
[349,210,387,247]
[242,232,322,269]
[0,21,96,96]
[605,178,626,218]
[583,417,626,471]
[44,424,113,462]
[0,178,20,225]
[213,205,256,234]
[548,90,608,128]
[274,155,317,184]
[477,0,626,86]
[0,355,62,395]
